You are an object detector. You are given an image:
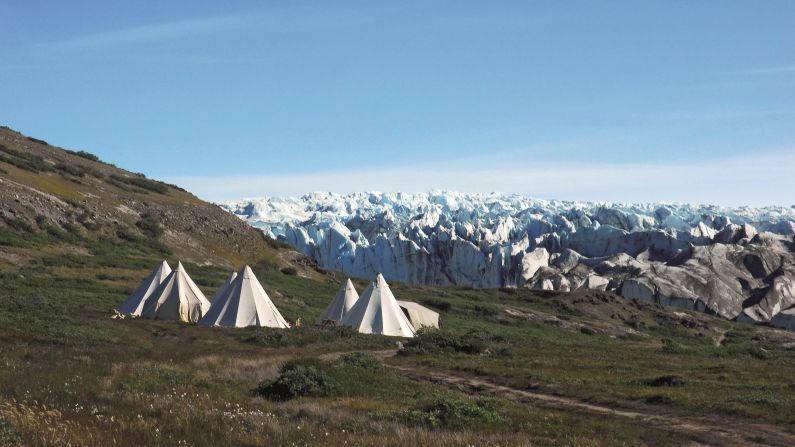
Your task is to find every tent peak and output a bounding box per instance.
[117,260,173,316]
[241,265,255,278]
[374,273,387,287]
[199,264,289,328]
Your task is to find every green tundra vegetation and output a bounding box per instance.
[2,128,795,446]
[2,225,795,446]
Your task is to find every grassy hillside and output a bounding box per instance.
[0,126,312,272]
[2,128,795,446]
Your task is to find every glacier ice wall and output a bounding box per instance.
[221,191,795,327]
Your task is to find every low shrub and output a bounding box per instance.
[400,396,503,429]
[262,233,292,250]
[62,222,82,237]
[1,215,34,233]
[136,211,163,239]
[64,149,100,162]
[748,346,772,360]
[116,226,139,242]
[280,267,298,276]
[729,391,785,406]
[115,222,170,254]
[240,325,362,348]
[645,394,674,405]
[26,136,48,145]
[54,162,102,179]
[256,359,334,400]
[472,304,499,316]
[660,338,687,354]
[109,174,168,194]
[0,416,21,445]
[643,374,686,387]
[338,352,383,371]
[0,145,52,173]
[422,298,451,312]
[400,328,496,356]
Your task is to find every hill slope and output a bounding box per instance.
[0,126,310,271]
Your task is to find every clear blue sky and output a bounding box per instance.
[2,1,794,205]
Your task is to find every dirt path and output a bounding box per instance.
[345,350,795,447]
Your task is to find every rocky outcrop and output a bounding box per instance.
[222,192,795,328]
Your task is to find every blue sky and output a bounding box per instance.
[2,1,794,205]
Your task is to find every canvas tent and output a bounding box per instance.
[317,278,359,325]
[210,271,238,304]
[199,265,290,328]
[117,260,172,316]
[140,262,211,322]
[340,273,416,337]
[397,300,440,329]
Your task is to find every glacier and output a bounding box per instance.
[220,191,795,328]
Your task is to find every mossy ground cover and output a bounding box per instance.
[0,218,794,444]
[0,266,690,445]
[388,283,795,429]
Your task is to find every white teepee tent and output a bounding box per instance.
[199,265,290,328]
[140,262,211,322]
[397,300,440,329]
[210,271,238,304]
[316,278,359,325]
[117,260,172,316]
[340,273,416,337]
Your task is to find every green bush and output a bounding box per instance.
[0,416,21,445]
[400,328,493,356]
[136,211,163,239]
[1,215,34,233]
[26,136,48,145]
[0,230,28,247]
[338,352,383,371]
[643,374,686,387]
[472,304,499,316]
[116,226,139,242]
[262,233,292,250]
[0,145,52,173]
[62,222,82,237]
[115,221,170,254]
[241,325,363,348]
[64,149,101,162]
[422,298,452,311]
[45,224,75,242]
[660,338,687,354]
[256,359,334,400]
[400,396,503,429]
[748,346,772,360]
[109,174,169,194]
[729,391,785,406]
[76,210,97,230]
[280,267,298,276]
[54,162,103,178]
